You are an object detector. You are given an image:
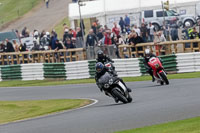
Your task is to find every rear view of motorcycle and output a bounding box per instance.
[98,72,132,104]
[148,57,169,85]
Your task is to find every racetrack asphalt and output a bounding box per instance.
[0,78,200,133]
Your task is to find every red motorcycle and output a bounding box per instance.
[148,57,169,85]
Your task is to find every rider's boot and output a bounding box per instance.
[149,70,155,82]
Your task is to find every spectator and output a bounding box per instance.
[40,30,46,38]
[63,23,68,32]
[133,24,141,36]
[45,0,49,8]
[49,30,57,50]
[119,17,125,33]
[104,30,112,45]
[124,14,130,27]
[154,30,166,55]
[190,27,200,39]
[69,28,76,38]
[154,30,166,43]
[5,39,15,52]
[104,25,109,31]
[63,29,71,43]
[148,22,155,42]
[140,23,148,43]
[190,27,200,48]
[19,43,27,52]
[163,24,170,41]
[97,28,104,41]
[12,40,19,52]
[21,27,27,37]
[112,22,120,36]
[170,22,179,41]
[0,42,6,53]
[40,33,50,50]
[125,25,131,34]
[55,39,64,51]
[129,32,144,57]
[64,38,75,49]
[33,30,40,50]
[91,21,97,35]
[86,29,97,48]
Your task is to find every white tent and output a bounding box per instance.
[69,0,199,28]
[69,0,199,20]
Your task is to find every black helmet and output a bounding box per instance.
[97,50,104,59]
[96,62,104,73]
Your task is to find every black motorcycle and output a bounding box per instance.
[98,72,132,104]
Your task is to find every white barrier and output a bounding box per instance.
[21,63,44,81]
[114,58,141,77]
[65,61,90,80]
[176,52,200,73]
[0,68,1,81]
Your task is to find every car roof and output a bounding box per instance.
[0,31,19,42]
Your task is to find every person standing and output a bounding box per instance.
[147,22,155,42]
[119,17,125,33]
[140,23,148,43]
[86,29,98,59]
[124,15,130,27]
[5,39,15,52]
[45,0,49,8]
[112,22,120,37]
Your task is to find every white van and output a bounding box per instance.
[142,9,196,30]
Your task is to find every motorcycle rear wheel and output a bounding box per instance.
[112,89,128,104]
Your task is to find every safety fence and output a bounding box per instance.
[0,53,200,81]
[0,48,86,65]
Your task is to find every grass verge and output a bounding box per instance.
[0,99,91,124]
[0,0,41,27]
[0,72,200,87]
[115,116,200,133]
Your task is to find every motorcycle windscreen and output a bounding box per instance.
[98,72,113,84]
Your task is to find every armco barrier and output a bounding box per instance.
[88,60,96,78]
[43,63,66,79]
[88,59,142,78]
[21,63,44,81]
[114,58,141,77]
[0,65,22,80]
[3,53,200,81]
[176,52,200,73]
[65,61,90,80]
[139,54,177,75]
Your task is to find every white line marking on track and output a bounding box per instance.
[0,98,98,126]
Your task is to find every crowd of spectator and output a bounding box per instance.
[0,14,200,59]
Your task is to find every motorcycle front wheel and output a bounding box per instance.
[112,89,128,104]
[160,72,169,85]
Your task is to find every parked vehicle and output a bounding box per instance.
[142,9,196,30]
[148,57,169,85]
[0,31,20,44]
[98,72,132,103]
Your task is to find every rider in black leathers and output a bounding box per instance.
[95,62,131,95]
[96,50,114,64]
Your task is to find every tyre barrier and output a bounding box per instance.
[0,53,199,81]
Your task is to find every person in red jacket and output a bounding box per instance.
[104,30,112,45]
[112,22,120,36]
